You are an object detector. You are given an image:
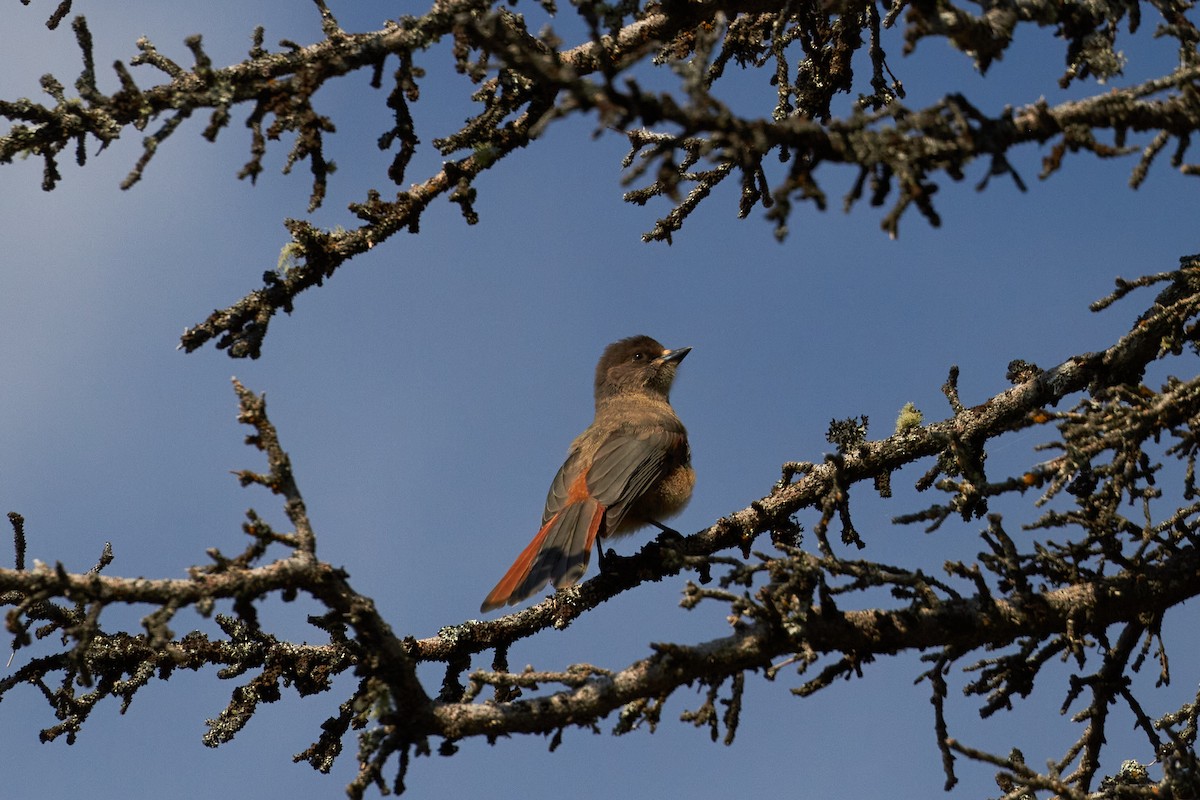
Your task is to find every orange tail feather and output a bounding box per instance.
[481,500,604,612]
[481,514,559,612]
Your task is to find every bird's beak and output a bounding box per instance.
[658,346,691,364]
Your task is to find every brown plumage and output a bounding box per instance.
[481,335,694,612]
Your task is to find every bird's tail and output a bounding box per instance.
[480,499,604,612]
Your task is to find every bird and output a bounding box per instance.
[481,335,694,612]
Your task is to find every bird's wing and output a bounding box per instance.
[541,449,586,526]
[585,426,687,532]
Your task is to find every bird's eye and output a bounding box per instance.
[632,352,645,361]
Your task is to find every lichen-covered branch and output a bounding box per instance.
[6,257,1200,796]
[4,0,1198,356]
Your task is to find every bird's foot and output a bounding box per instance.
[595,539,612,573]
[649,519,684,543]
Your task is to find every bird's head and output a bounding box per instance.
[594,335,691,403]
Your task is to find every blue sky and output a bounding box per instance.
[1,2,1197,798]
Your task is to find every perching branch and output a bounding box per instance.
[5,257,1200,796]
